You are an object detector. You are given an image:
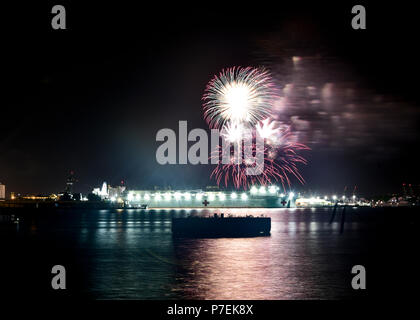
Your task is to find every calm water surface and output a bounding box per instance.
[2,207,414,299]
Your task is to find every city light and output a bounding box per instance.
[164,192,171,201]
[208,193,215,201]
[280,193,285,197]
[269,185,277,194]
[136,194,141,201]
[231,192,237,199]
[288,192,295,200]
[144,193,150,201]
[127,193,133,201]
[352,195,356,199]
[196,193,203,201]
[259,186,266,194]
[110,197,116,202]
[241,193,248,200]
[184,192,191,201]
[250,186,258,194]
[333,195,337,200]
[218,193,226,201]
[154,193,161,201]
[174,192,181,201]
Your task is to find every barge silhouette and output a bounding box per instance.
[172,213,271,238]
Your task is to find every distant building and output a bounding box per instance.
[92,182,125,200]
[108,185,126,200]
[0,183,5,200]
[125,186,288,208]
[295,197,331,207]
[93,182,109,199]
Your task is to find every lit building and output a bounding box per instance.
[92,182,126,200]
[92,182,109,199]
[0,183,5,200]
[295,197,332,207]
[108,185,126,200]
[124,185,295,208]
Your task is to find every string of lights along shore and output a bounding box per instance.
[88,181,370,209]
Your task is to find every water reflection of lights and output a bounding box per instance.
[309,222,318,231]
[74,207,364,299]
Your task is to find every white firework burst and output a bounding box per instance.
[202,66,278,128]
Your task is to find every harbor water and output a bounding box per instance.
[0,207,417,299]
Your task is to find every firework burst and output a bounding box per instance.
[204,66,309,190]
[202,67,278,129]
[210,124,309,190]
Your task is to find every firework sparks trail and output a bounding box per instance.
[210,124,309,190]
[202,67,278,129]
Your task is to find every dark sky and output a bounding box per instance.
[1,2,419,196]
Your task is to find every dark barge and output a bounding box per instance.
[172,213,271,238]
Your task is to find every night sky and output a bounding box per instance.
[1,2,419,196]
